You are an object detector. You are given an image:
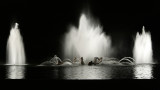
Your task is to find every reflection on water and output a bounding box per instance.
[2,64,155,79]
[62,65,112,79]
[134,64,153,79]
[6,65,25,79]
[61,64,154,79]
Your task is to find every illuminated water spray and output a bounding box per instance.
[64,13,112,62]
[133,26,153,64]
[6,23,26,65]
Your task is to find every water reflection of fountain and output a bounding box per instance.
[62,66,112,79]
[134,64,153,79]
[6,66,25,79]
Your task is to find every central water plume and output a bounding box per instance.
[6,23,26,65]
[63,13,112,62]
[133,26,153,64]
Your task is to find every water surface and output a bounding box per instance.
[0,64,159,79]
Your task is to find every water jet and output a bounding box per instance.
[133,26,153,64]
[63,13,112,62]
[6,23,26,65]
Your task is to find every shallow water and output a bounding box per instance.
[0,64,159,79]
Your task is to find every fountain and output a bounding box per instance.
[63,13,112,62]
[133,26,153,64]
[6,23,26,65]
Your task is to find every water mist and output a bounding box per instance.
[63,13,112,62]
[133,26,153,64]
[6,23,26,65]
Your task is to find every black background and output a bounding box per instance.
[0,0,159,64]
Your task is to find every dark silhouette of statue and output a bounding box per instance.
[80,57,85,65]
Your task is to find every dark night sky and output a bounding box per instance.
[0,0,159,64]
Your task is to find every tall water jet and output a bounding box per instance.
[133,26,153,64]
[63,13,112,62]
[6,23,26,65]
